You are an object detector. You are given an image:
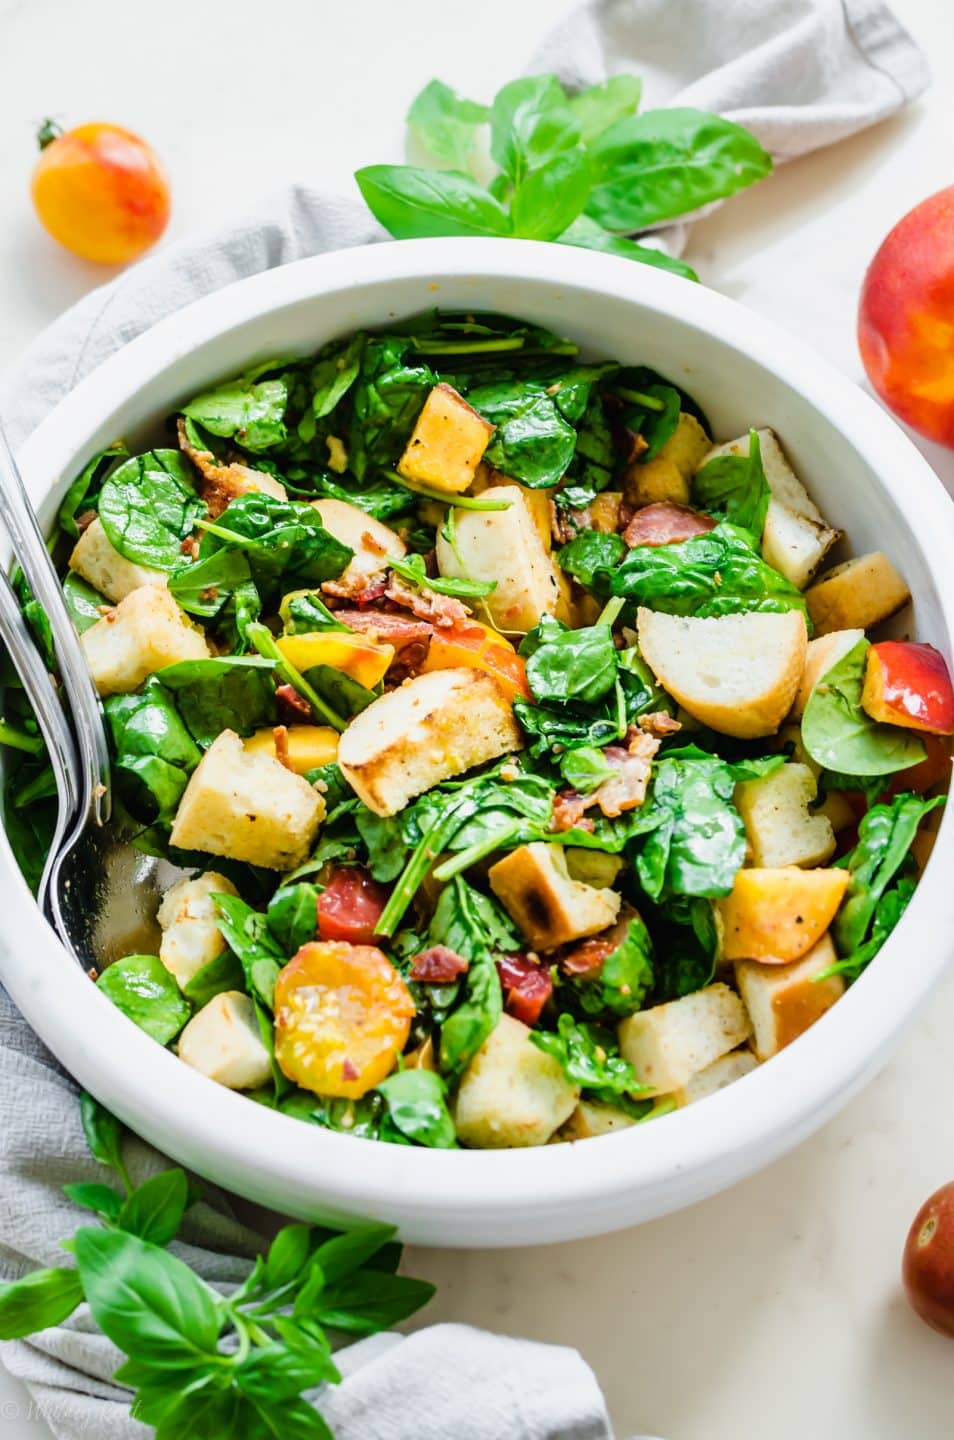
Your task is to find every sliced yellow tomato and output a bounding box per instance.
[244,725,339,775]
[274,941,415,1099]
[421,621,530,701]
[277,631,393,689]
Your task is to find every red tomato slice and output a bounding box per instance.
[317,867,389,945]
[497,953,553,1027]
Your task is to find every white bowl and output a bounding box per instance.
[2,239,953,1248]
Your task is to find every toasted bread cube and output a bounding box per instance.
[719,867,850,963]
[244,725,339,776]
[736,934,845,1061]
[311,497,405,591]
[675,1047,759,1106]
[157,872,238,989]
[471,466,553,552]
[69,517,168,603]
[624,455,690,509]
[792,628,866,718]
[177,991,272,1090]
[637,607,808,739]
[736,762,835,869]
[700,430,839,588]
[815,790,857,834]
[488,842,621,951]
[81,586,210,697]
[617,983,752,1097]
[805,552,910,636]
[435,485,561,634]
[397,382,493,495]
[559,1098,639,1140]
[337,668,522,817]
[170,729,325,870]
[453,1014,579,1148]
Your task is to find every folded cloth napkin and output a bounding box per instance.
[0,2,927,1437]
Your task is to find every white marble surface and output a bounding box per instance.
[2,0,954,1435]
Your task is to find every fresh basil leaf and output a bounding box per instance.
[266,884,319,956]
[311,1270,435,1335]
[155,656,277,747]
[97,955,192,1045]
[62,1181,124,1219]
[531,1013,640,1095]
[213,894,284,1010]
[376,1069,457,1148]
[312,1223,397,1286]
[181,949,246,1009]
[802,638,926,778]
[263,1224,313,1291]
[98,450,204,571]
[0,1266,83,1339]
[510,148,592,240]
[586,107,772,231]
[74,1226,221,1367]
[80,1093,126,1177]
[355,165,513,240]
[558,215,699,281]
[58,441,129,538]
[490,74,580,183]
[183,373,289,453]
[834,792,944,954]
[235,1347,338,1407]
[524,613,619,704]
[569,74,642,142]
[693,428,771,537]
[63,571,109,632]
[407,79,489,171]
[118,1168,190,1246]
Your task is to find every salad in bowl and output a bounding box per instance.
[7,309,951,1153]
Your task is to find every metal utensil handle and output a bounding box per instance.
[0,424,111,824]
[0,564,81,903]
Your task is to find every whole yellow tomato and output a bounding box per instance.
[31,120,170,264]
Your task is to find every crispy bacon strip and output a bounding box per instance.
[177,418,287,519]
[384,573,471,629]
[410,946,469,983]
[623,502,717,549]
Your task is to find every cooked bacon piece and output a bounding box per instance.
[623,502,717,549]
[497,952,553,1027]
[322,574,389,604]
[387,639,432,685]
[384,573,471,629]
[272,725,291,771]
[559,909,637,979]
[551,790,593,833]
[591,739,658,818]
[276,684,313,722]
[410,945,469,983]
[177,419,287,519]
[332,609,434,654]
[634,711,682,740]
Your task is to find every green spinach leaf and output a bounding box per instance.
[802,638,925,778]
[104,683,202,824]
[571,914,655,1017]
[198,493,352,600]
[524,613,619,704]
[155,657,277,747]
[266,884,320,956]
[98,451,204,571]
[834,792,944,955]
[63,572,109,632]
[693,428,770,538]
[183,372,289,453]
[213,894,285,1010]
[530,1013,641,1095]
[96,956,191,1046]
[376,1069,457,1148]
[59,442,129,538]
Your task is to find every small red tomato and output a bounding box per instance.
[31,119,170,264]
[903,1182,954,1335]
[317,866,389,945]
[497,953,553,1027]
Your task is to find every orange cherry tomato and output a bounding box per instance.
[274,941,414,1100]
[422,620,530,700]
[31,120,170,264]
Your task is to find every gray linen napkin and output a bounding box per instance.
[0,2,928,1437]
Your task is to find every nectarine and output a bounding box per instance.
[862,641,954,735]
[858,187,954,447]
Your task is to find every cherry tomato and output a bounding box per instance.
[903,1182,954,1335]
[317,867,389,945]
[274,941,415,1099]
[32,120,170,264]
[497,953,553,1027]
